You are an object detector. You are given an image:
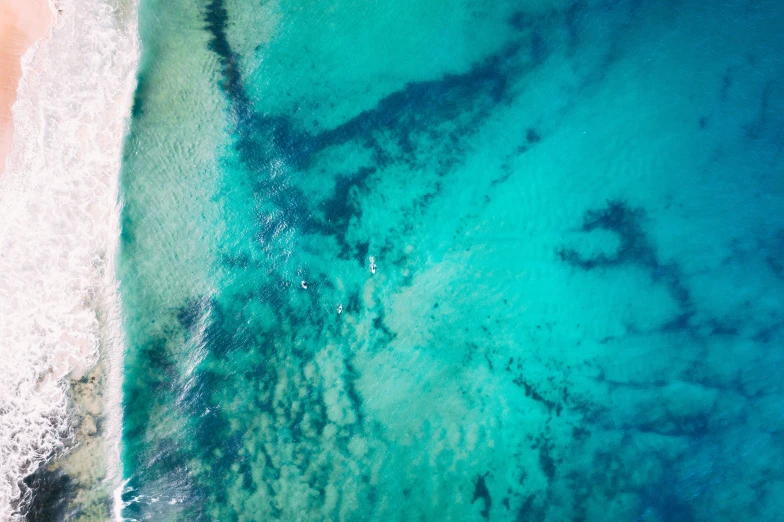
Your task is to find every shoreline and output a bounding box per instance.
[0,0,54,175]
[0,0,140,518]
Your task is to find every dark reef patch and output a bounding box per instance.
[513,374,562,416]
[720,67,732,102]
[507,357,564,415]
[515,494,541,522]
[176,297,209,331]
[319,166,375,257]
[491,162,514,186]
[21,466,76,522]
[204,0,248,107]
[557,200,654,269]
[534,435,557,481]
[530,32,548,65]
[371,311,397,342]
[125,337,178,403]
[305,40,523,169]
[321,167,374,230]
[119,205,136,247]
[508,12,530,31]
[556,200,695,331]
[472,472,492,520]
[343,358,365,426]
[130,69,148,119]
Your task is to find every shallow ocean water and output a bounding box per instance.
[118,0,784,520]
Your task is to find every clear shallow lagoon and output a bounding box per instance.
[119,0,784,520]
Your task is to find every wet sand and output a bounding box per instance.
[0,0,53,175]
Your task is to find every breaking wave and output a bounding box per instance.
[0,0,138,518]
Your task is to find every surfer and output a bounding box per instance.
[369,256,377,274]
[337,304,343,314]
[301,280,307,289]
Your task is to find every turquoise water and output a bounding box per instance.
[118,0,784,520]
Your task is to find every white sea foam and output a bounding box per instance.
[0,0,138,518]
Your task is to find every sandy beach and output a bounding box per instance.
[0,0,52,175]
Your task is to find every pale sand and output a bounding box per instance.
[0,0,53,175]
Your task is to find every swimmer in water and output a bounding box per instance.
[337,304,343,314]
[369,256,377,274]
[301,280,307,289]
